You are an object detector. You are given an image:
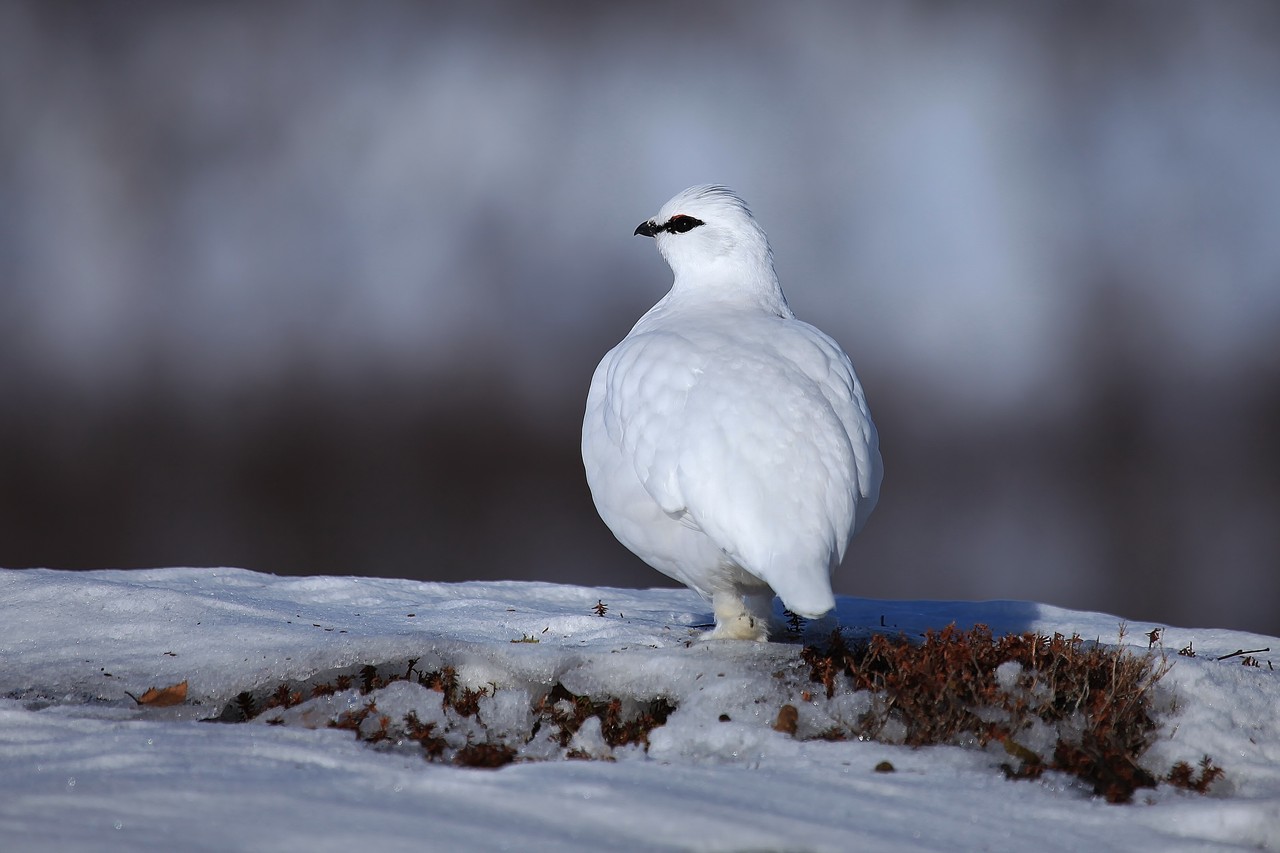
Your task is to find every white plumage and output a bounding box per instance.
[582,185,882,640]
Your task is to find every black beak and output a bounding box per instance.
[634,220,659,238]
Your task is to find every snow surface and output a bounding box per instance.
[1,567,1277,852]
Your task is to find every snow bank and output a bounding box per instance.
[1,568,1277,851]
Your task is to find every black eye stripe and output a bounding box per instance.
[663,215,704,234]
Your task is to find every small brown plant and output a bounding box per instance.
[536,683,675,749]
[800,624,1211,804]
[359,664,381,693]
[404,711,448,760]
[451,685,488,718]
[233,691,256,720]
[1166,756,1224,794]
[271,682,303,710]
[425,666,457,695]
[331,701,378,733]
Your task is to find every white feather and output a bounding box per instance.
[582,186,881,639]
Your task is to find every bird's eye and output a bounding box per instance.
[665,215,704,234]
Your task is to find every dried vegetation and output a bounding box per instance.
[220,623,1228,800]
[224,658,673,769]
[800,624,1221,803]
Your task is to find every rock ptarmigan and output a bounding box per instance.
[582,185,882,640]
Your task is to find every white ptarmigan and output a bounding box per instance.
[582,185,882,640]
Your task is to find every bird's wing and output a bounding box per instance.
[678,321,869,614]
[594,329,703,519]
[597,317,878,616]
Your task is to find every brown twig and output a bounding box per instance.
[1215,647,1270,661]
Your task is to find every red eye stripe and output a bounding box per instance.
[663,215,704,234]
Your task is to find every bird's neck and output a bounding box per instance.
[666,256,793,318]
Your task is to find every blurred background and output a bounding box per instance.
[3,1,1278,636]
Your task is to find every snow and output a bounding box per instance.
[1,567,1277,851]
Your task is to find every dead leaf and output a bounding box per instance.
[132,680,189,707]
[773,704,798,736]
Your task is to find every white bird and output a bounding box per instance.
[582,185,882,640]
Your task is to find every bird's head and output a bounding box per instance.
[634,185,780,302]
